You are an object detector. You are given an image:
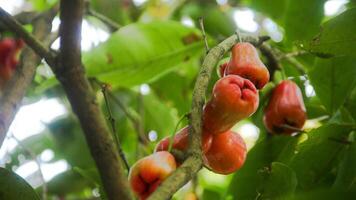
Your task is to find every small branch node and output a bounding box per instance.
[198,17,209,54]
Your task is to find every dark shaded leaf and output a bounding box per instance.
[0,167,40,200]
[304,8,356,57]
[308,56,356,113]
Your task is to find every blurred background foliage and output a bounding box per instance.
[0,0,356,199]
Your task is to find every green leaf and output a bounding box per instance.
[29,0,58,11]
[305,96,328,119]
[284,0,326,43]
[150,72,193,116]
[227,136,298,200]
[333,138,356,190]
[287,124,353,189]
[249,0,287,23]
[345,87,356,120]
[290,188,356,200]
[0,167,40,200]
[201,188,222,200]
[83,21,204,88]
[143,92,178,139]
[257,162,297,200]
[202,6,236,37]
[304,8,356,57]
[308,56,356,113]
[47,116,95,168]
[43,170,91,195]
[329,107,355,124]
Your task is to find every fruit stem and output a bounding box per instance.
[198,17,210,54]
[168,113,189,152]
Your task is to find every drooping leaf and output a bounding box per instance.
[333,137,356,190]
[308,56,356,113]
[286,124,353,190]
[345,87,356,120]
[0,167,40,200]
[47,116,95,168]
[150,72,193,116]
[179,3,236,38]
[202,6,236,37]
[83,21,204,88]
[289,188,356,200]
[143,91,178,139]
[42,170,92,196]
[303,8,356,57]
[227,136,298,200]
[257,162,297,199]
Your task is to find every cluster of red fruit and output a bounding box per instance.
[0,37,24,87]
[128,42,307,199]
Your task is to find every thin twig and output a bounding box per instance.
[170,149,186,163]
[137,92,146,143]
[87,8,120,32]
[84,1,120,33]
[92,79,147,145]
[273,48,306,74]
[11,135,47,200]
[279,51,308,60]
[284,56,306,74]
[198,17,209,53]
[255,36,271,47]
[235,31,242,43]
[279,124,305,133]
[101,83,130,172]
[168,114,188,152]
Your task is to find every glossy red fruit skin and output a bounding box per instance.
[203,75,259,134]
[218,62,228,77]
[155,126,213,154]
[0,38,24,81]
[128,151,177,200]
[203,130,247,175]
[263,80,307,135]
[226,42,270,89]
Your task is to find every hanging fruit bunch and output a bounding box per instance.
[128,39,307,199]
[0,37,24,88]
[263,80,307,135]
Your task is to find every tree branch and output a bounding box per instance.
[54,1,133,199]
[0,7,57,147]
[259,43,281,79]
[0,11,40,30]
[0,7,56,66]
[147,35,266,200]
